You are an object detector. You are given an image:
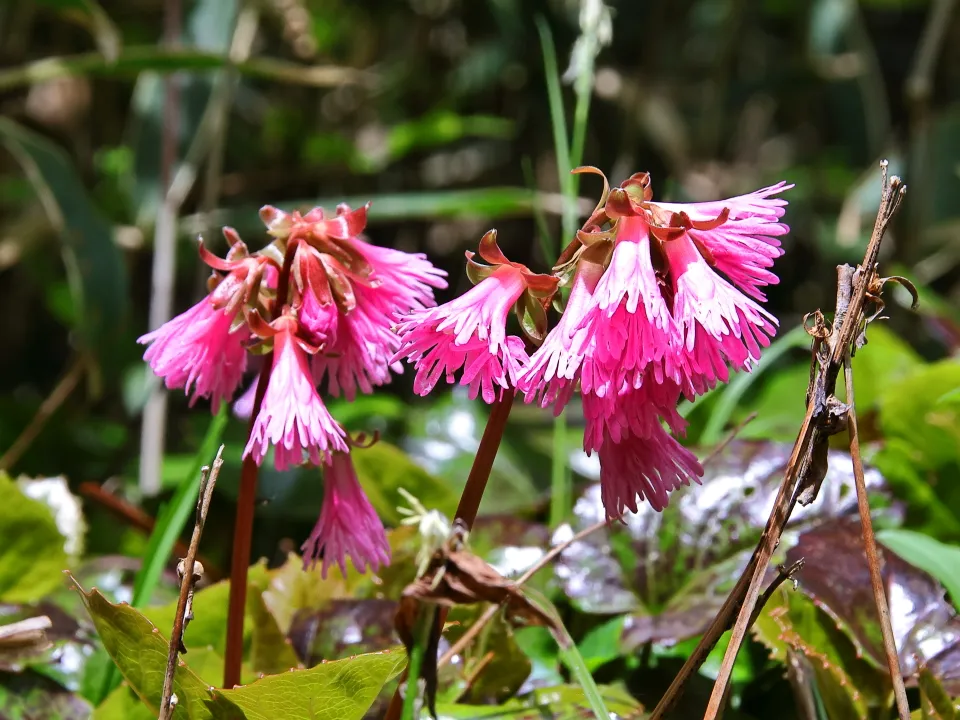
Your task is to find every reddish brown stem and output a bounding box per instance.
[384,390,516,720]
[223,242,297,689]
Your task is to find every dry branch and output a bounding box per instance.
[651,161,908,720]
[158,445,224,720]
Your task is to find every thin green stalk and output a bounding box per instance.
[400,608,433,720]
[569,39,596,175]
[549,412,571,529]
[536,18,575,242]
[97,405,228,701]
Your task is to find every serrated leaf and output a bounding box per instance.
[76,578,408,719]
[0,473,70,603]
[73,580,240,718]
[785,521,960,694]
[220,648,407,720]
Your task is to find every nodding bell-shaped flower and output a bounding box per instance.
[243,309,348,470]
[392,230,558,403]
[264,202,448,400]
[138,229,269,412]
[301,446,391,578]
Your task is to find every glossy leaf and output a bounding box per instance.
[555,440,892,647]
[0,473,70,603]
[785,521,960,693]
[434,683,643,719]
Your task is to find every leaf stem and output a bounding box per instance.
[400,608,432,720]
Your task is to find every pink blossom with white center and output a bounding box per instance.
[519,259,604,414]
[139,298,249,413]
[301,450,390,578]
[392,264,530,403]
[582,378,688,454]
[312,284,403,399]
[663,233,778,390]
[244,317,347,470]
[577,216,682,399]
[654,182,791,302]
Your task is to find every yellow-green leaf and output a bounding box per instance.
[0,473,70,603]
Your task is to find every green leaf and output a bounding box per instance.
[351,441,458,525]
[879,360,960,470]
[0,117,127,368]
[246,563,302,676]
[752,586,888,719]
[94,684,155,720]
[876,529,960,612]
[848,323,923,413]
[916,663,960,719]
[76,578,407,719]
[221,649,407,720]
[0,473,69,603]
[142,562,270,660]
[576,616,625,673]
[74,580,240,718]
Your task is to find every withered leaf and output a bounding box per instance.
[395,543,558,716]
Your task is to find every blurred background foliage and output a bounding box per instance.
[1,0,960,718]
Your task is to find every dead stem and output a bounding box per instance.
[696,163,907,720]
[158,445,223,720]
[844,355,910,719]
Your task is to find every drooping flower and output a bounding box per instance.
[139,299,249,413]
[521,169,789,518]
[265,202,447,399]
[583,379,703,516]
[138,230,268,412]
[301,450,390,578]
[393,230,558,403]
[243,312,348,470]
[518,248,605,413]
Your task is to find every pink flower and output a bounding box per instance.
[519,257,604,413]
[393,231,557,403]
[654,182,790,302]
[663,233,778,390]
[583,380,702,516]
[352,237,448,314]
[244,315,347,470]
[139,298,249,413]
[596,423,703,515]
[301,450,390,577]
[577,215,681,400]
[312,284,403,399]
[393,265,528,403]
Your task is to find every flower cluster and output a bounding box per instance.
[139,203,446,576]
[393,170,791,518]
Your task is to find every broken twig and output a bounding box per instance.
[158,445,224,720]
